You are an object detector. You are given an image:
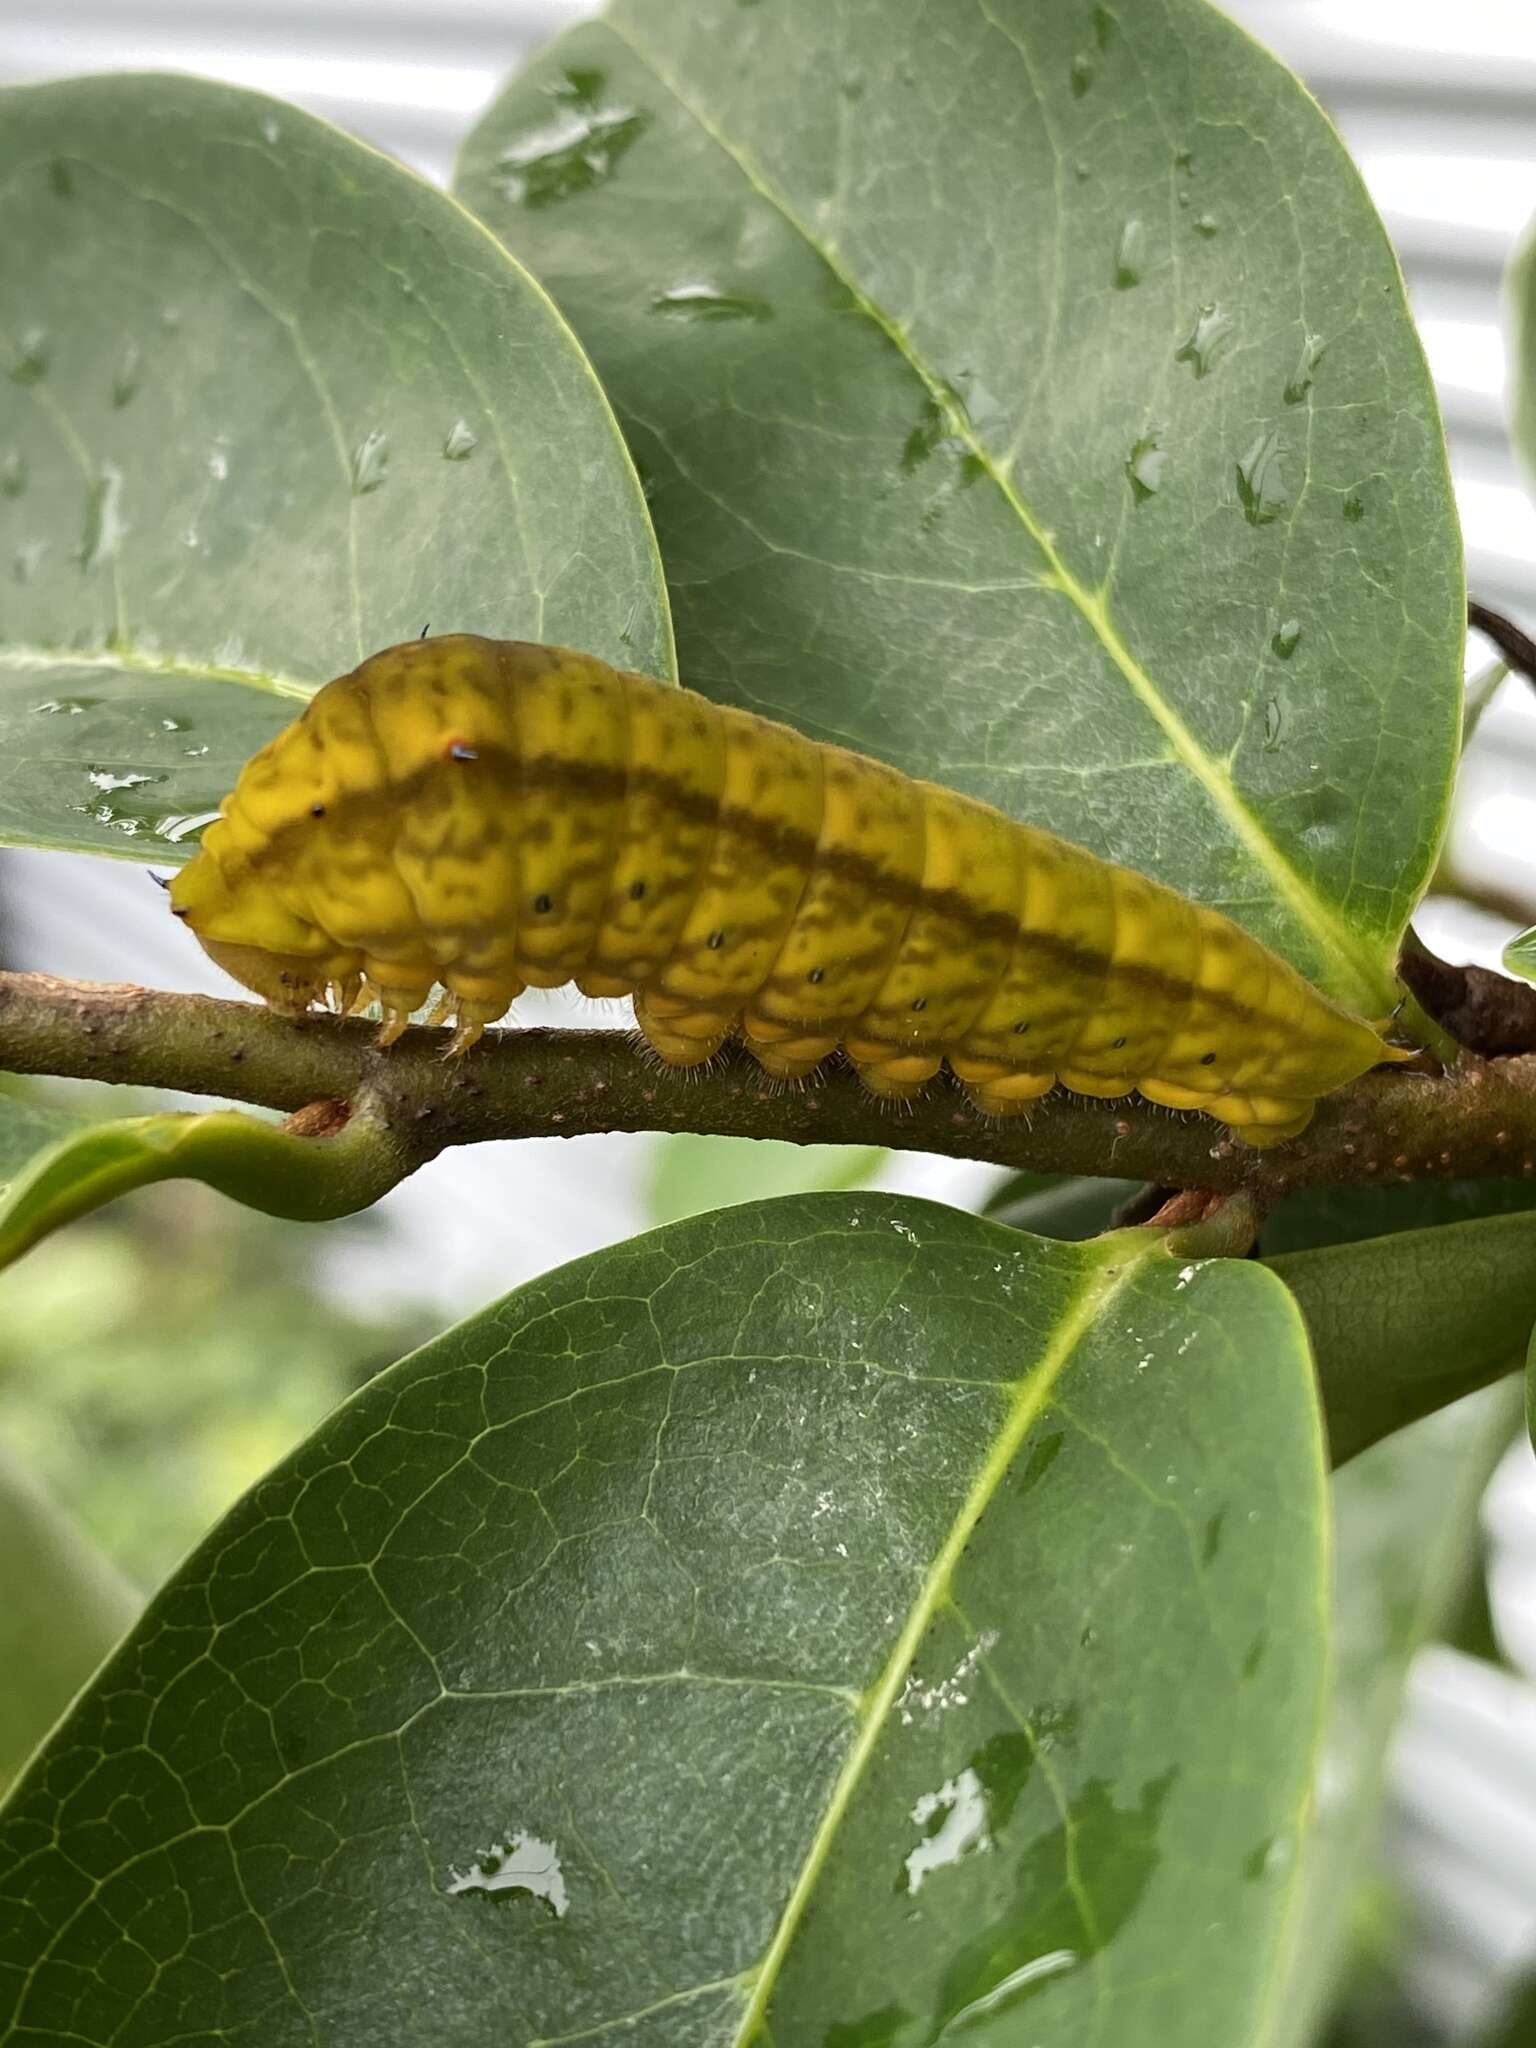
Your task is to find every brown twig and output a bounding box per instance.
[1469,599,1536,690]
[7,971,1536,1203]
[1399,928,1536,1057]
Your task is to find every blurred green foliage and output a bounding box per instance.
[0,1183,437,1587]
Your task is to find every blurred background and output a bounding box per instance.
[3,3,1536,2039]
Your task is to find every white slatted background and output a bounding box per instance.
[4,7,1536,2031]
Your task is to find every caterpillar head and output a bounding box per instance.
[169,838,335,1015]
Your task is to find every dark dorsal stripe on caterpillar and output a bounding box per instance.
[169,634,1409,1148]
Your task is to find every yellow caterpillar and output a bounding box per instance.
[169,634,1408,1147]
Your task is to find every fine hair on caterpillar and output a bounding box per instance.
[169,633,1413,1150]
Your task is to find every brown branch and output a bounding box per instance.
[8,971,1536,1202]
[1429,864,1536,933]
[1469,598,1536,690]
[1399,928,1536,1057]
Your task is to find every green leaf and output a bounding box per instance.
[1261,1176,1536,1257]
[985,1170,1142,1240]
[0,1099,411,1271]
[1262,1383,1520,2047]
[1435,1508,1508,1671]
[1462,657,1509,750]
[1503,924,1536,984]
[646,1132,884,1226]
[1270,1211,1536,1464]
[1470,1966,1536,2048]
[457,0,1462,1012]
[1507,204,1536,496]
[0,1090,90,1186]
[0,1442,139,1792]
[0,72,670,864]
[1,1195,1328,2046]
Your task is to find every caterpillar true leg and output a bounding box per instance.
[375,1006,414,1048]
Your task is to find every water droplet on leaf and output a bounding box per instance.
[9,326,51,385]
[494,69,649,206]
[900,1768,992,1895]
[1126,431,1166,501]
[902,399,952,474]
[1284,331,1325,404]
[1271,619,1301,660]
[1175,303,1232,378]
[649,281,773,322]
[1236,427,1288,525]
[112,341,142,407]
[350,429,389,495]
[445,1830,569,1917]
[1114,217,1145,289]
[79,463,126,572]
[1071,51,1095,95]
[1263,697,1283,750]
[0,451,25,497]
[156,810,219,844]
[442,418,478,460]
[1194,212,1219,237]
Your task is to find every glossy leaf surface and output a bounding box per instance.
[0,1100,408,1272]
[0,72,670,864]
[459,0,1462,1012]
[1271,1211,1536,1464]
[0,1195,1328,2046]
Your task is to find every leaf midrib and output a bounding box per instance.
[730,1236,1152,2042]
[0,642,315,700]
[601,15,1382,1012]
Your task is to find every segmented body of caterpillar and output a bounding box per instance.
[169,635,1407,1147]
